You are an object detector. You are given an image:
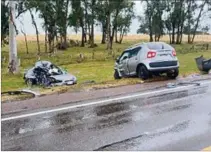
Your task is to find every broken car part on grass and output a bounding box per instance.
[195,55,211,73]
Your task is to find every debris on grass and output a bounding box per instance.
[195,55,211,73]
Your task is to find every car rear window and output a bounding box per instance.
[147,42,173,50]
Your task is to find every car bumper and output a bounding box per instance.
[146,61,179,71]
[149,61,178,68]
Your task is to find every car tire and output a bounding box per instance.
[138,65,150,80]
[26,78,34,87]
[167,68,179,79]
[114,70,121,79]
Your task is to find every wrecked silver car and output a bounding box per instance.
[24,61,77,87]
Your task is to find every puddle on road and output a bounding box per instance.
[91,113,131,130]
[95,102,129,116]
[52,110,84,125]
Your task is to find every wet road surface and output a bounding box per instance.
[1,80,211,151]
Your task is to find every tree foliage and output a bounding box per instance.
[137,0,211,44]
[1,0,9,46]
[2,0,211,51]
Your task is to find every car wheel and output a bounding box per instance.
[167,68,179,79]
[138,65,150,80]
[26,78,34,87]
[114,70,121,79]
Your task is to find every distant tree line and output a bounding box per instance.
[1,0,211,54]
[137,0,211,44]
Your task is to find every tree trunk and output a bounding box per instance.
[63,0,70,48]
[20,20,29,54]
[45,29,48,53]
[168,30,172,44]
[191,0,207,43]
[179,20,184,44]
[172,24,175,44]
[84,0,89,44]
[109,35,113,49]
[146,1,153,42]
[176,0,183,44]
[48,32,55,53]
[179,32,183,44]
[52,36,55,53]
[48,38,52,53]
[29,9,40,55]
[84,30,87,43]
[79,16,85,47]
[176,25,180,44]
[56,33,59,44]
[90,0,95,48]
[101,23,106,44]
[154,35,157,42]
[148,16,153,42]
[110,27,115,47]
[109,6,120,49]
[8,1,18,75]
[81,26,85,47]
[187,18,191,43]
[106,9,111,50]
[186,0,192,44]
[88,34,91,44]
[157,35,160,42]
[21,29,29,54]
[101,31,106,44]
[119,31,125,44]
[90,23,94,47]
[149,29,153,42]
[115,30,118,43]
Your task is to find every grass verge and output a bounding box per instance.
[1,40,211,101]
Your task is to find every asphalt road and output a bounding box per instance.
[1,80,211,151]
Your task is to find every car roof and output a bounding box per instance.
[145,42,173,50]
[125,42,144,51]
[124,42,173,52]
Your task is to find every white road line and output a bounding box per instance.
[2,81,211,122]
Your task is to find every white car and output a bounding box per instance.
[114,42,179,80]
[24,61,77,86]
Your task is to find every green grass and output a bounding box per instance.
[1,40,211,93]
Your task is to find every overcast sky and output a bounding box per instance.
[16,1,210,35]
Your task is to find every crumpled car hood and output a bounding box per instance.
[51,73,76,82]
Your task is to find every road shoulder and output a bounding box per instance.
[2,75,211,115]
